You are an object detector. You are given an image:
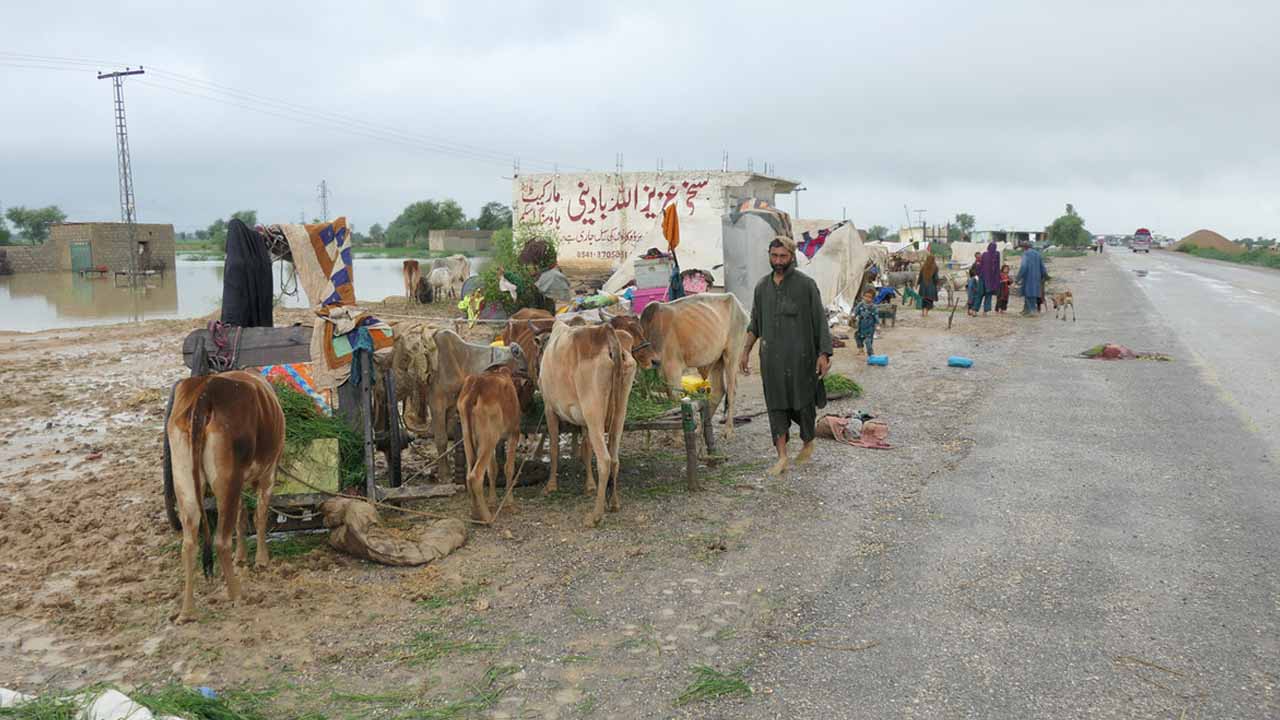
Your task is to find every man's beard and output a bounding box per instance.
[771,260,793,273]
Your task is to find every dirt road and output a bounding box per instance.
[3,277,1031,718]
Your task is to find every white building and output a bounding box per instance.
[512,170,799,277]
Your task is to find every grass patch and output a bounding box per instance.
[673,665,753,707]
[575,694,598,715]
[822,373,861,399]
[0,693,81,720]
[714,627,738,642]
[267,532,328,559]
[1177,243,1280,269]
[570,607,605,625]
[403,665,517,720]
[131,684,276,720]
[416,582,484,610]
[708,461,767,486]
[398,630,500,666]
[1046,248,1087,258]
[272,383,365,492]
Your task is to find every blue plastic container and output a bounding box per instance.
[867,354,889,366]
[947,356,974,368]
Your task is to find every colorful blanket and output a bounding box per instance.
[259,362,333,415]
[280,218,394,389]
[798,220,849,260]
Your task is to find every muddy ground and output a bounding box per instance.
[0,261,1068,718]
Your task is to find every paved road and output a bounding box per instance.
[739,255,1280,718]
[1111,249,1280,452]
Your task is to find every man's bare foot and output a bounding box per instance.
[766,455,789,476]
[795,441,815,464]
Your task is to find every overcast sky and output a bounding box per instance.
[3,1,1278,239]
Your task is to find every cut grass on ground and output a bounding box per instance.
[823,373,862,399]
[398,630,500,666]
[674,665,753,707]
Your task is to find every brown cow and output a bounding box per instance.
[538,322,636,527]
[166,371,285,624]
[430,329,526,481]
[403,260,422,302]
[639,293,748,438]
[457,365,523,523]
[501,308,555,408]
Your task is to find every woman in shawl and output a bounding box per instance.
[978,241,1001,316]
[917,253,940,317]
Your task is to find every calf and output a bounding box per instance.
[429,267,453,301]
[166,371,285,624]
[402,260,422,302]
[431,330,525,481]
[457,365,523,524]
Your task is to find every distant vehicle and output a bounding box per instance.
[1131,228,1153,253]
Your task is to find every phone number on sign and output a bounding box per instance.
[575,250,628,260]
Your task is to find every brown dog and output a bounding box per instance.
[1051,290,1075,321]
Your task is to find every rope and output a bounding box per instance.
[205,320,242,372]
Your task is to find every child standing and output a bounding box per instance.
[853,288,879,357]
[996,263,1012,313]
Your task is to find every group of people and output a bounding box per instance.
[964,242,1012,316]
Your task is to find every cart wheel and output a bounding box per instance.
[162,383,180,531]
[384,369,403,488]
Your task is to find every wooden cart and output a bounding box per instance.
[160,325,447,533]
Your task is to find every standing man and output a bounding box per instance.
[1016,241,1049,315]
[740,235,833,476]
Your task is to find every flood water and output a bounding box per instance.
[0,257,488,333]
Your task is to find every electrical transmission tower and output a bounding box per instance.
[97,67,145,285]
[317,180,330,221]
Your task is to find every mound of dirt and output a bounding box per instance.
[1174,229,1244,254]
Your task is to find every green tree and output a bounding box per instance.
[954,213,976,234]
[206,218,228,252]
[231,209,257,227]
[5,205,67,244]
[384,199,469,248]
[0,213,11,245]
[1046,203,1091,248]
[475,202,513,231]
[865,225,890,243]
[368,223,386,245]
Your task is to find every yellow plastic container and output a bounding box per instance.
[681,375,710,395]
[490,339,505,347]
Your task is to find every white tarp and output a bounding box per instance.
[724,216,868,314]
[602,210,727,294]
[867,239,929,254]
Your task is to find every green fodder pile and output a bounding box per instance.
[272,382,366,492]
[824,372,862,398]
[520,368,705,427]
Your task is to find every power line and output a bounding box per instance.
[0,51,588,172]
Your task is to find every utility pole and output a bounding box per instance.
[97,67,144,287]
[793,186,807,220]
[914,209,927,249]
[317,180,330,222]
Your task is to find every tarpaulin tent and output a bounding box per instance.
[722,206,868,314]
[602,208,728,294]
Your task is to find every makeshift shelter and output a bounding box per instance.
[722,205,868,314]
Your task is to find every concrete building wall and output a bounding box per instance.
[513,170,797,274]
[428,229,494,252]
[45,223,176,272]
[2,244,58,273]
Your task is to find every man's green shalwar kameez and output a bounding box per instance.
[748,265,833,442]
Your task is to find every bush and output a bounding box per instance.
[477,222,559,313]
[929,243,952,260]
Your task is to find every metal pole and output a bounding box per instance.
[97,67,144,289]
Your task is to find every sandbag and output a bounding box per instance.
[321,498,467,566]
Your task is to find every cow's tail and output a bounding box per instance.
[604,328,624,462]
[189,386,216,578]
